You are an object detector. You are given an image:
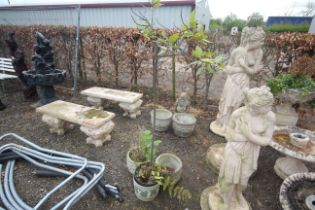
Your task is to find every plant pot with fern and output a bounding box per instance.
[127,130,161,174]
[133,162,192,202]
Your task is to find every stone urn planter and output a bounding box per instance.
[155,153,182,183]
[150,109,172,132]
[133,163,160,201]
[275,89,315,127]
[126,148,147,175]
[172,113,196,137]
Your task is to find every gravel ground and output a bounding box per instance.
[0,83,297,210]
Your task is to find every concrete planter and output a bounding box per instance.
[133,164,160,201]
[155,153,182,183]
[126,149,146,175]
[172,113,196,137]
[150,109,172,132]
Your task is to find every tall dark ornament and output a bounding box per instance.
[5,32,38,101]
[23,32,66,106]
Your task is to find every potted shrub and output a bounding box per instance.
[133,162,191,201]
[126,130,161,174]
[267,73,315,127]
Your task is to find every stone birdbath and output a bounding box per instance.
[271,127,315,179]
[23,32,66,106]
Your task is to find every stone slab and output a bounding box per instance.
[36,100,115,128]
[80,87,143,104]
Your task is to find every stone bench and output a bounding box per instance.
[80,87,143,119]
[36,100,115,147]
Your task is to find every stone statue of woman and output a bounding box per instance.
[210,27,266,137]
[202,86,275,210]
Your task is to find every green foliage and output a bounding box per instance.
[131,130,161,162]
[267,74,315,96]
[247,12,264,27]
[151,167,192,201]
[308,98,315,108]
[181,11,208,42]
[222,13,246,32]
[210,18,223,31]
[151,0,161,8]
[139,130,161,161]
[266,24,310,32]
[191,46,224,76]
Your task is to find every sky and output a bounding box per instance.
[0,0,314,20]
[208,0,314,20]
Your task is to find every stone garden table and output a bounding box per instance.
[270,128,315,179]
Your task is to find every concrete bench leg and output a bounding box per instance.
[80,121,115,147]
[42,114,75,135]
[119,99,142,119]
[87,96,103,110]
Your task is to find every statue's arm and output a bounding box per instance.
[225,109,247,142]
[242,112,275,146]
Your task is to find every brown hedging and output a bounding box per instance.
[0,25,153,88]
[269,32,315,76]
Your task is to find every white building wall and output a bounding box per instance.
[0,5,193,28]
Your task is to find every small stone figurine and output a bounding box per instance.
[175,92,190,113]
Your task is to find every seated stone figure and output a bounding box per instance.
[175,92,191,113]
[206,86,275,210]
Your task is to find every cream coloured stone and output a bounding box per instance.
[205,143,226,174]
[202,86,275,210]
[81,87,143,119]
[81,87,143,103]
[87,96,103,109]
[37,100,115,147]
[80,121,115,140]
[210,27,266,137]
[119,99,143,119]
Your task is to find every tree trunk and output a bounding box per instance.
[172,47,176,101]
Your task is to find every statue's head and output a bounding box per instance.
[244,86,274,114]
[5,32,18,53]
[240,27,265,49]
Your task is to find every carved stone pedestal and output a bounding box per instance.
[200,185,251,210]
[80,121,115,147]
[206,143,226,173]
[274,156,309,180]
[119,99,142,119]
[42,114,74,135]
[87,96,103,110]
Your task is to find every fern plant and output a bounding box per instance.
[152,169,192,201]
[136,162,192,201]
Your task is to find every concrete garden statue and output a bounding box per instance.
[175,92,191,113]
[201,86,276,210]
[210,27,266,137]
